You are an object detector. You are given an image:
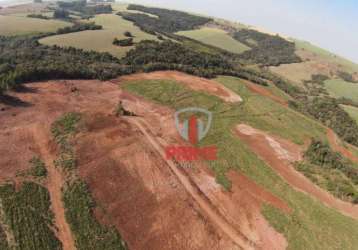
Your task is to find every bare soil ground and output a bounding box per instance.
[235,124,358,219]
[327,128,358,163]
[117,71,243,103]
[0,76,288,249]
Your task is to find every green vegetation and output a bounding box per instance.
[337,71,358,83]
[122,76,358,250]
[294,97,358,146]
[0,182,61,250]
[232,29,301,66]
[28,156,48,178]
[341,104,358,125]
[0,35,133,94]
[325,79,358,102]
[40,14,158,58]
[119,4,212,33]
[57,1,113,16]
[0,223,10,250]
[176,27,250,54]
[113,37,133,47]
[51,112,81,170]
[63,180,126,250]
[298,139,358,203]
[56,22,102,35]
[0,15,70,36]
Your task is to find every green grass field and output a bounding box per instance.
[176,27,250,54]
[341,104,358,124]
[0,15,70,36]
[325,79,358,102]
[39,14,158,58]
[121,76,358,249]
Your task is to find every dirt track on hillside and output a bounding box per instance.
[0,76,290,249]
[117,71,243,103]
[327,128,358,163]
[235,124,358,219]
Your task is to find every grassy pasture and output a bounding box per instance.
[39,14,158,58]
[0,15,70,36]
[121,76,358,249]
[325,79,358,102]
[341,104,358,125]
[176,27,250,54]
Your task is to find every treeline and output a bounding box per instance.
[119,4,212,34]
[232,29,301,66]
[303,139,358,203]
[56,22,102,35]
[0,36,134,94]
[121,40,268,84]
[293,97,358,146]
[57,0,112,16]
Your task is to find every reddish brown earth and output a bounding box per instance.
[118,71,243,103]
[235,124,358,219]
[327,128,358,163]
[0,76,289,250]
[241,79,288,106]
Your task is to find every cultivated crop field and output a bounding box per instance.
[39,14,158,58]
[325,79,358,102]
[176,27,250,54]
[0,15,70,36]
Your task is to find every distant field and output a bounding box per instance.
[295,39,358,73]
[39,14,158,58]
[270,39,358,87]
[0,15,70,36]
[325,79,358,102]
[176,27,250,54]
[112,3,158,18]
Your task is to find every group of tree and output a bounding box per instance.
[118,4,212,34]
[304,138,358,203]
[293,97,358,146]
[337,70,358,83]
[0,36,134,95]
[56,22,102,35]
[57,0,112,15]
[232,29,301,66]
[113,38,134,47]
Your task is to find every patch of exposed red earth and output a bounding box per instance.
[240,79,288,106]
[235,124,358,219]
[0,77,288,250]
[327,128,358,163]
[117,70,243,103]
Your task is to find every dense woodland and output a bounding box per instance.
[57,0,112,15]
[232,29,301,66]
[119,4,212,34]
[0,36,133,94]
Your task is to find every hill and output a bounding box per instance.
[0,2,358,250]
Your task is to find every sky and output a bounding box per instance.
[126,0,358,64]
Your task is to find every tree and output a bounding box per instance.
[53,9,70,19]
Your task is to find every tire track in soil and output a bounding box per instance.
[32,125,76,250]
[130,117,256,250]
